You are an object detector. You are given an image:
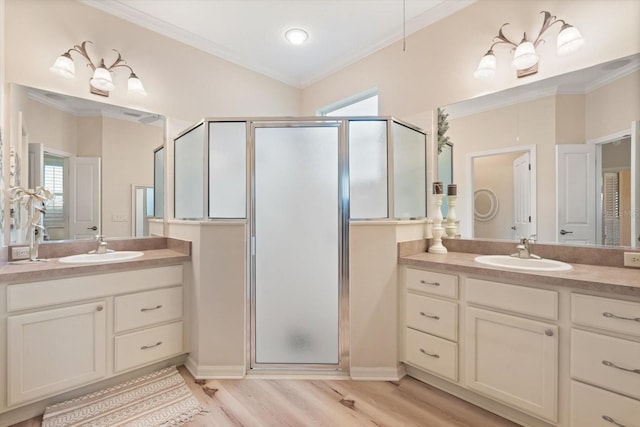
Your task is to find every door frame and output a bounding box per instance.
[588,124,638,247]
[465,145,537,240]
[247,119,350,373]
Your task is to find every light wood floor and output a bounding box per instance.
[13,366,520,426]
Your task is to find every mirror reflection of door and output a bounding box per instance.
[132,185,154,237]
[601,137,632,246]
[471,147,535,240]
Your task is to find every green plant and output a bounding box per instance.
[437,107,450,154]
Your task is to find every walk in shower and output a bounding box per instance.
[172,117,428,373]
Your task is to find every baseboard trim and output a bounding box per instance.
[350,366,404,381]
[185,356,245,379]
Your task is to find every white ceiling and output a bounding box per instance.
[81,0,475,88]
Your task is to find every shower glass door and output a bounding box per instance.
[251,122,344,368]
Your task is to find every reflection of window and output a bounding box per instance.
[319,89,378,116]
[43,154,65,224]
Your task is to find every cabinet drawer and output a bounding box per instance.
[405,328,457,381]
[571,329,640,400]
[570,380,640,427]
[466,278,558,320]
[114,321,184,372]
[572,293,640,338]
[406,269,458,299]
[115,287,183,333]
[406,293,458,341]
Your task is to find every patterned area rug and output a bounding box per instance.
[42,366,204,427]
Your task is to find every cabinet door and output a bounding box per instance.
[7,301,107,406]
[465,307,558,422]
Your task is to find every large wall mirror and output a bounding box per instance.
[442,53,639,248]
[8,84,164,244]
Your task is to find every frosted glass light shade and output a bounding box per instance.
[90,67,115,91]
[127,73,147,96]
[49,53,75,78]
[285,28,309,45]
[512,40,539,69]
[474,51,497,79]
[557,24,584,56]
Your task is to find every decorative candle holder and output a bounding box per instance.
[445,195,458,238]
[429,193,447,254]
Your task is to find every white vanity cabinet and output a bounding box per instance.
[569,293,640,427]
[403,269,459,382]
[465,278,559,422]
[7,301,107,406]
[4,264,185,408]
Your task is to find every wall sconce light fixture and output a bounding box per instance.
[50,41,147,97]
[474,11,584,80]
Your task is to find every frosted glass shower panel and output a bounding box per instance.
[393,122,426,219]
[254,125,339,365]
[209,122,247,218]
[348,120,388,219]
[174,124,205,219]
[153,146,164,218]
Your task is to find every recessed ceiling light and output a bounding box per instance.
[285,28,309,45]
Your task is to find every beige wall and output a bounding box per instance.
[26,99,77,154]
[556,95,586,145]
[4,0,301,130]
[585,70,640,140]
[101,117,162,237]
[301,0,639,124]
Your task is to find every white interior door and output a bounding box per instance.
[69,157,100,239]
[28,143,44,189]
[556,144,596,244]
[513,152,531,239]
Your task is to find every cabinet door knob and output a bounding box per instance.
[544,329,554,336]
[96,305,104,312]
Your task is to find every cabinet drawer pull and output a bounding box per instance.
[96,305,104,312]
[603,312,640,322]
[140,305,163,312]
[419,348,440,359]
[602,360,640,374]
[602,415,627,427]
[140,341,163,350]
[419,312,440,320]
[419,280,440,287]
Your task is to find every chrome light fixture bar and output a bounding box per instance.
[474,11,584,80]
[50,41,147,97]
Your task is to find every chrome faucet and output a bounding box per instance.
[30,224,48,261]
[95,235,108,254]
[511,236,541,259]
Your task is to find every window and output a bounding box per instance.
[319,89,378,116]
[43,154,65,224]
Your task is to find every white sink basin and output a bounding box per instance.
[59,251,144,264]
[474,255,572,272]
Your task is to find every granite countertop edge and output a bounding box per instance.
[399,252,640,298]
[0,249,190,283]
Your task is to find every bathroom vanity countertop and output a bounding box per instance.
[400,251,640,298]
[0,248,190,283]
